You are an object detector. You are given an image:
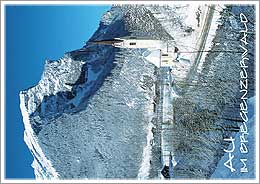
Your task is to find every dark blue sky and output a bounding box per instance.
[5,5,111,179]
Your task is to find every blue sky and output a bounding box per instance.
[5,5,111,179]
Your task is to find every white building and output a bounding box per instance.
[91,36,178,68]
[144,50,176,68]
[112,36,165,49]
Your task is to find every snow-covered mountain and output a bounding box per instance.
[19,4,256,180]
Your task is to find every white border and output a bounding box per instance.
[1,1,259,183]
[1,1,6,183]
[1,0,260,5]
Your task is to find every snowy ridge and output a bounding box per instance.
[20,93,60,179]
[19,6,122,179]
[19,56,85,179]
[101,5,124,26]
[19,5,172,179]
[20,56,85,116]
